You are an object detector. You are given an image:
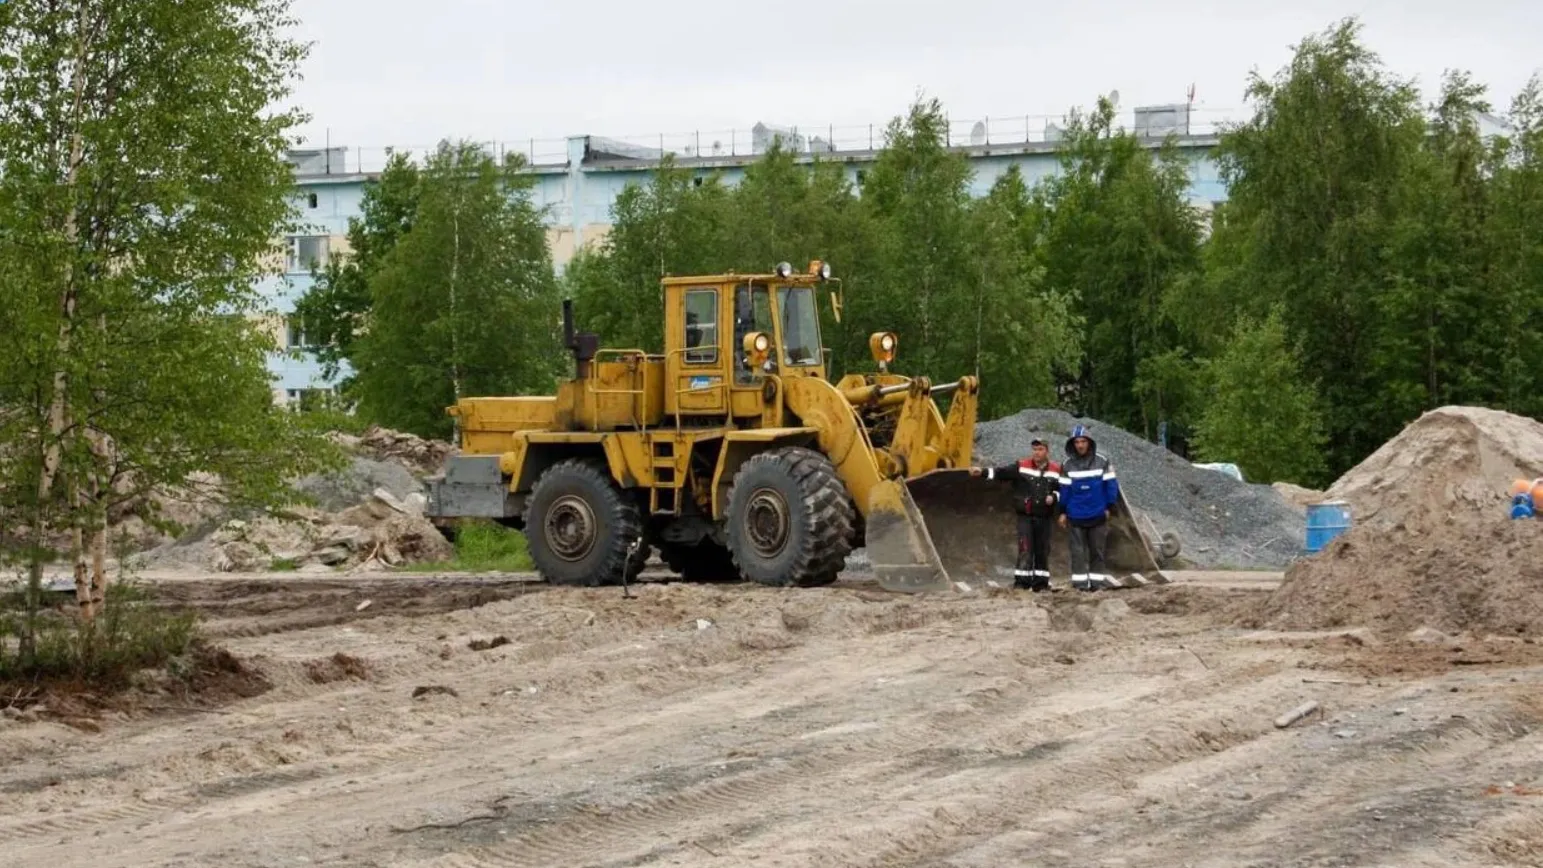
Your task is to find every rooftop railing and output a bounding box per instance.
[290,106,1240,176]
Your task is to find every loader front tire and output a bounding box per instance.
[525,460,643,587]
[725,447,855,587]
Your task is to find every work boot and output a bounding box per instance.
[1030,577,1050,593]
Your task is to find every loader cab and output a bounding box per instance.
[662,260,836,420]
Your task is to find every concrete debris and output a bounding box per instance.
[975,409,1304,569]
[129,426,457,573]
[331,425,455,477]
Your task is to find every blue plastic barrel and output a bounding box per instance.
[1305,501,1353,553]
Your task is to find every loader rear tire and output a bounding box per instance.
[659,541,741,583]
[525,459,643,587]
[724,447,855,587]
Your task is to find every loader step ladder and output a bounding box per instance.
[650,438,679,514]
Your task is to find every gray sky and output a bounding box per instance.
[285,0,1541,154]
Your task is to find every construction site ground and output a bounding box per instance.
[6,569,1543,868]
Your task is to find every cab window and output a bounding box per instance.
[733,284,773,384]
[777,286,821,366]
[684,288,717,364]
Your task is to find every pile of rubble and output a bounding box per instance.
[331,425,454,477]
[131,426,458,573]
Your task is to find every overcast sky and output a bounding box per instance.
[285,0,1541,154]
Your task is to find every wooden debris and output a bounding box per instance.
[1274,700,1320,729]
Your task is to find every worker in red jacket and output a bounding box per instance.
[970,438,1061,591]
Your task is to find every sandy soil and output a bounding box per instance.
[5,571,1543,868]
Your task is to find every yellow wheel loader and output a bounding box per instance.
[423,260,978,592]
[424,260,1163,591]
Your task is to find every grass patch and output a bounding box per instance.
[0,582,198,687]
[406,520,533,573]
[269,557,299,572]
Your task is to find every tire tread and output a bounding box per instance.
[724,446,856,587]
[526,459,644,586]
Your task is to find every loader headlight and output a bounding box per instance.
[775,261,793,278]
[808,260,832,280]
[869,331,897,365]
[743,331,772,367]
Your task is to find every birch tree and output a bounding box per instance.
[351,142,562,439]
[0,0,333,642]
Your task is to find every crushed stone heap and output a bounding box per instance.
[1257,406,1543,637]
[974,409,1304,569]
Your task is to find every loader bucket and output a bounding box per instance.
[902,469,1165,586]
[864,478,953,593]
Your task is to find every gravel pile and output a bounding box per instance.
[974,409,1305,569]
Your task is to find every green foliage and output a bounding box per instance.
[567,99,1085,415]
[294,153,423,387]
[1033,96,1204,437]
[1211,18,1429,472]
[967,166,1082,416]
[350,142,563,439]
[0,0,338,653]
[1204,18,1543,477]
[407,520,532,573]
[1485,77,1543,416]
[564,157,734,352]
[0,583,198,685]
[1193,309,1328,485]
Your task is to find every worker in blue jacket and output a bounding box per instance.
[1057,424,1119,591]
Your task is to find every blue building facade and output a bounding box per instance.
[270,127,1226,403]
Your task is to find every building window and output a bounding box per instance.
[286,235,329,273]
[692,176,703,188]
[283,387,337,411]
[286,315,310,349]
[307,192,319,209]
[683,288,718,364]
[855,169,867,186]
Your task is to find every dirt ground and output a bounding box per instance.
[6,570,1543,868]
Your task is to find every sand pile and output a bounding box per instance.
[1324,406,1543,532]
[1257,406,1543,636]
[1258,521,1543,637]
[975,409,1304,568]
[1271,482,1322,512]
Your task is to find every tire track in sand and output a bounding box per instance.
[392,654,1243,868]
